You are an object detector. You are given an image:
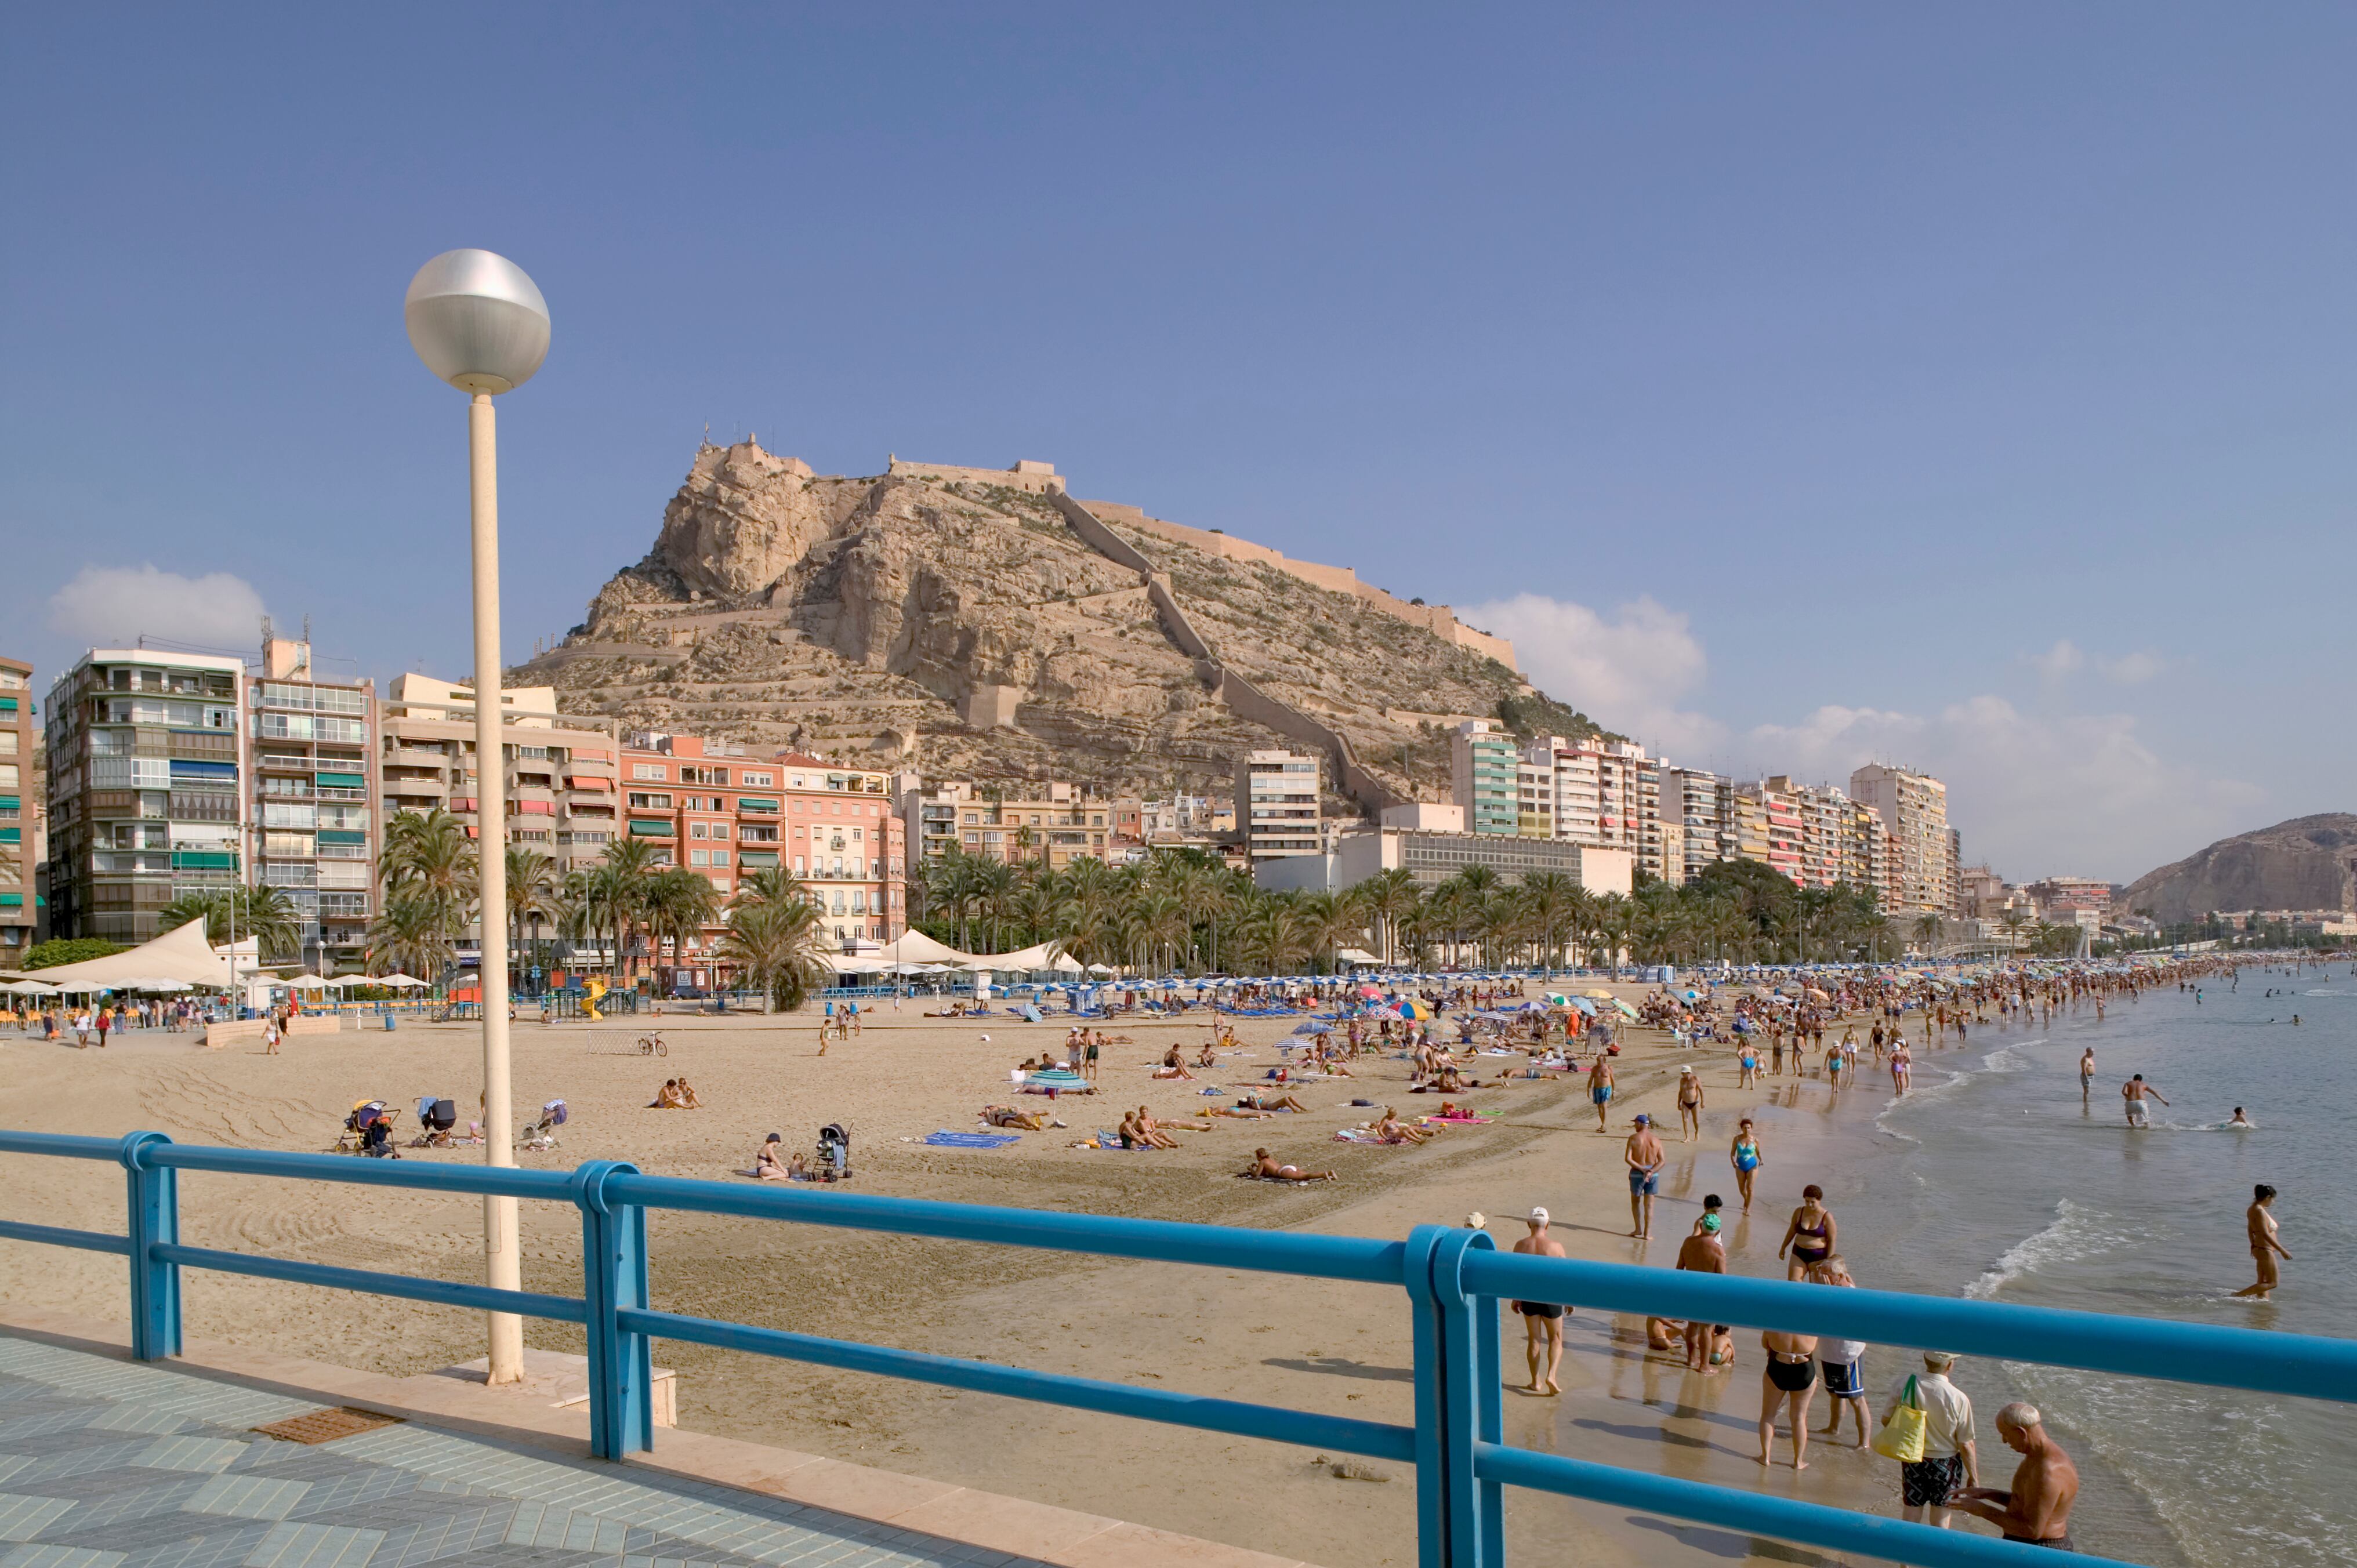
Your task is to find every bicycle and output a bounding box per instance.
[637,1031,668,1057]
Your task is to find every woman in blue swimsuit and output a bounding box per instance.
[1729,1117,1763,1210]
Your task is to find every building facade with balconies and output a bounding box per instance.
[247,633,376,968]
[43,650,245,943]
[0,655,35,954]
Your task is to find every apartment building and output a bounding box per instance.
[1451,723,1518,836]
[43,650,245,944]
[0,656,34,954]
[2025,876,2112,920]
[1660,766,1736,886]
[248,632,375,969]
[620,739,904,964]
[901,778,1119,876]
[378,674,621,969]
[1840,797,1889,898]
[1850,763,1952,916]
[1238,750,1323,863]
[1256,825,1634,898]
[1736,778,1804,884]
[1136,793,1231,842]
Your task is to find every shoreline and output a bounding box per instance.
[0,990,2178,1566]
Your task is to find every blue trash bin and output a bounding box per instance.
[383,1013,397,1031]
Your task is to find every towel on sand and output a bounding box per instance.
[923,1130,1021,1149]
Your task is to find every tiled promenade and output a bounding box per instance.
[0,1333,1206,1568]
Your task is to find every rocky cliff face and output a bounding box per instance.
[518,441,1604,804]
[2119,813,2357,923]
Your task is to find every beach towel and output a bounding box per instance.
[1332,1128,1383,1143]
[1419,1113,1494,1125]
[922,1130,1022,1149]
[1018,1004,1045,1023]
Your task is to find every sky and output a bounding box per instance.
[4,6,2349,884]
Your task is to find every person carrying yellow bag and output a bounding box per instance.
[1880,1351,1980,1529]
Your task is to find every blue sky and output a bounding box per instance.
[5,6,2349,882]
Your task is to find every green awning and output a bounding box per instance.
[317,830,367,845]
[316,771,366,788]
[628,820,675,837]
[738,851,780,868]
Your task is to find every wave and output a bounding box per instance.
[1965,1197,2140,1301]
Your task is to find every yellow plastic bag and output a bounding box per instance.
[1873,1373,1927,1462]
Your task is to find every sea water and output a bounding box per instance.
[1767,967,2357,1566]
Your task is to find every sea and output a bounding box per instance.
[1734,961,2357,1567]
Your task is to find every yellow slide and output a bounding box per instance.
[583,977,606,1021]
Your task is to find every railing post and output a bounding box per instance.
[118,1131,180,1360]
[1407,1225,1499,1568]
[572,1160,651,1459]
[1405,1226,1447,1568]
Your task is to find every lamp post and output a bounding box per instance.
[404,249,550,1386]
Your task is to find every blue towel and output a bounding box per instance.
[923,1130,1022,1149]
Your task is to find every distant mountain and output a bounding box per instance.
[2119,814,2357,923]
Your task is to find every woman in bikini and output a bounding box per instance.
[1729,1118,1764,1210]
[1758,1324,1820,1470]
[1245,1149,1335,1182]
[1778,1184,1836,1280]
[1676,1067,1705,1141]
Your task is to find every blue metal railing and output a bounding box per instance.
[2,1130,2351,1568]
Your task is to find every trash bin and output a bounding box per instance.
[383,1013,397,1031]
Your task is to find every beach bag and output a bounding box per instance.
[1873,1374,1928,1462]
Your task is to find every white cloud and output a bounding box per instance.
[2098,650,2165,685]
[2029,639,2084,680]
[1465,592,1725,754]
[48,565,269,652]
[1744,695,2261,881]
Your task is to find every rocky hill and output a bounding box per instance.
[2119,813,2357,923]
[516,441,1607,808]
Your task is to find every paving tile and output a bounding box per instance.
[0,1496,78,1542]
[239,1523,385,1568]
[2,1545,130,1568]
[179,1480,310,1525]
[129,1443,253,1478]
[116,1524,275,1568]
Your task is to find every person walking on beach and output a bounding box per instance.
[1887,1352,1978,1531]
[1587,1055,1615,1131]
[1729,1118,1763,1210]
[2232,1185,2291,1299]
[1756,1324,1819,1470]
[1511,1207,1568,1395]
[1624,1115,1664,1238]
[1956,1403,2079,1551]
[1779,1185,1836,1280]
[2121,1073,2167,1128]
[1810,1257,1870,1446]
[1677,1066,1705,1141]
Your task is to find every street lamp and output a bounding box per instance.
[404,248,549,1387]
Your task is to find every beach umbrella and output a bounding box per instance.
[1565,997,1597,1015]
[1581,989,1615,1001]
[4,978,61,995]
[1357,983,1384,999]
[1394,999,1435,1021]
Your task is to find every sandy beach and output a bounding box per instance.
[2,993,1962,1568]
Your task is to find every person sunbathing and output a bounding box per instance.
[1132,1106,1181,1148]
[675,1077,703,1109]
[1375,1109,1433,1145]
[1203,1105,1277,1119]
[1236,1092,1308,1112]
[650,1079,688,1108]
[1151,1048,1196,1080]
[1194,1042,1219,1068]
[1245,1149,1335,1182]
[983,1105,1052,1131]
[754,1133,789,1179]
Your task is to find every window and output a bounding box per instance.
[626,792,673,809]
[710,822,728,839]
[690,849,709,866]
[741,771,773,787]
[632,764,666,780]
[711,850,729,868]
[690,822,709,839]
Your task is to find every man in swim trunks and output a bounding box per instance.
[2121,1073,2167,1128]
[1674,1210,1727,1370]
[1955,1402,2079,1551]
[1511,1207,1569,1394]
[1624,1114,1664,1238]
[1587,1056,1615,1131]
[2078,1047,2095,1104]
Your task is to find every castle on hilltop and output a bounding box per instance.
[877,453,1517,672]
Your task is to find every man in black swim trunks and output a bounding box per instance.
[1511,1207,1568,1395]
[1955,1402,2079,1551]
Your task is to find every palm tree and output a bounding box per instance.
[647,865,722,991]
[1517,872,1576,972]
[1358,866,1422,966]
[717,895,829,1012]
[1911,912,1945,954]
[156,885,300,963]
[367,894,458,981]
[734,866,808,908]
[599,837,662,983]
[506,846,557,993]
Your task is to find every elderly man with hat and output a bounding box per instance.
[1509,1207,1568,1395]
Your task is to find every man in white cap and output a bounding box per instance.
[1510,1207,1569,1395]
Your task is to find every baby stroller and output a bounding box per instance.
[410,1097,458,1147]
[338,1100,400,1155]
[519,1098,567,1151]
[814,1121,851,1181]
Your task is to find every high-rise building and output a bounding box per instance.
[378,674,622,971]
[1736,778,1804,884]
[1451,722,1518,836]
[1849,763,1952,916]
[0,655,34,955]
[1660,766,1736,885]
[44,651,245,943]
[248,631,377,970]
[1517,734,1659,865]
[1238,750,1323,862]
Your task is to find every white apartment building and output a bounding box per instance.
[1236,750,1322,863]
[1850,763,1952,916]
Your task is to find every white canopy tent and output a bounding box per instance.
[30,919,236,990]
[367,973,434,989]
